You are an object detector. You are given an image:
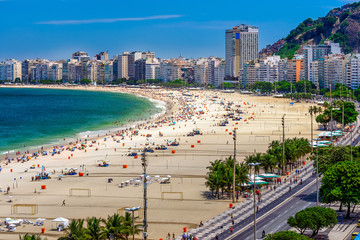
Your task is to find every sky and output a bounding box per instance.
[0,0,357,60]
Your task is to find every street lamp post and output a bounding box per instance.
[141,149,148,240]
[124,207,141,240]
[232,129,237,203]
[249,162,261,240]
[316,139,319,206]
[310,107,313,153]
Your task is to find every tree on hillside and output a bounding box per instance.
[287,207,337,237]
[320,161,360,217]
[264,230,311,240]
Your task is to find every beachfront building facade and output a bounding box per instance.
[145,58,160,80]
[225,24,259,78]
[345,54,360,90]
[303,41,341,83]
[194,57,225,87]
[258,56,280,83]
[160,57,190,83]
[323,54,346,90]
[0,59,22,82]
[286,58,304,84]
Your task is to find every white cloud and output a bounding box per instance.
[37,15,183,25]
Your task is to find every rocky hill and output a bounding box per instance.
[260,1,360,58]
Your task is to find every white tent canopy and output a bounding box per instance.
[52,217,69,228]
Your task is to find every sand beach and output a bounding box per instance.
[0,86,318,239]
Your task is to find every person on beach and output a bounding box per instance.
[62,200,66,206]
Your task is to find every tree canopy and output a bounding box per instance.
[276,81,294,93]
[295,80,315,93]
[315,101,358,128]
[264,230,311,240]
[221,82,234,89]
[312,146,353,176]
[80,79,92,85]
[206,157,249,199]
[251,81,274,93]
[320,161,360,218]
[287,207,337,237]
[58,213,142,240]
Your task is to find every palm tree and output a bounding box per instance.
[235,162,249,193]
[102,214,123,240]
[267,140,284,174]
[206,170,223,198]
[59,219,86,240]
[120,212,142,240]
[261,153,277,173]
[245,153,262,174]
[84,217,106,240]
[19,234,44,240]
[223,156,235,198]
[285,139,298,171]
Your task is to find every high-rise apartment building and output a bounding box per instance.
[72,51,90,62]
[193,57,225,87]
[145,58,160,80]
[345,54,360,89]
[258,56,280,83]
[303,41,341,82]
[286,59,304,84]
[225,24,259,78]
[324,54,345,90]
[0,59,22,82]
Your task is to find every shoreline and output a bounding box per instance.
[0,85,170,163]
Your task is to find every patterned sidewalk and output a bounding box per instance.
[177,161,315,239]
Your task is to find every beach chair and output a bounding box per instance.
[40,221,44,226]
[33,221,40,226]
[8,227,15,232]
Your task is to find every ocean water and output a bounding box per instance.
[0,88,161,154]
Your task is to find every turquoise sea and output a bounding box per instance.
[0,88,162,154]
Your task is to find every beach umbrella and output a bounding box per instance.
[36,218,46,221]
[8,224,16,227]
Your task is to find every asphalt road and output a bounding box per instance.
[215,177,317,240]
[238,180,317,240]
